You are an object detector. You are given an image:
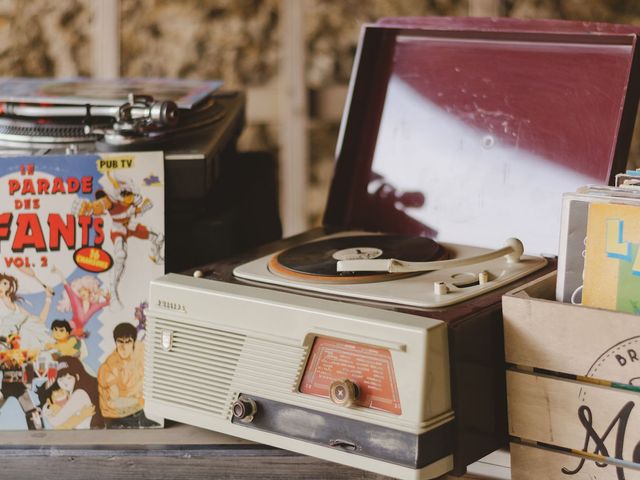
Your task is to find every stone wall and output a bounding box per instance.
[304,0,467,88]
[2,0,637,81]
[505,0,640,22]
[0,0,92,77]
[120,0,280,86]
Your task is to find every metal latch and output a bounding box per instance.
[161,330,174,352]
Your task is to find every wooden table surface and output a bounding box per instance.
[0,422,510,479]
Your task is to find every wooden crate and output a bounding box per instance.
[503,272,640,479]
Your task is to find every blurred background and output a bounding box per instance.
[2,0,638,236]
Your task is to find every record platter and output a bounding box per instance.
[144,17,640,480]
[268,233,449,282]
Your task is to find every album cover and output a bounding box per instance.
[582,202,640,314]
[0,77,222,109]
[0,152,164,430]
[555,194,590,304]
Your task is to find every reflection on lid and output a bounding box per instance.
[367,34,626,254]
[365,172,434,238]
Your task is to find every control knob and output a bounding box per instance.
[232,395,257,423]
[329,379,360,408]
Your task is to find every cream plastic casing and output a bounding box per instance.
[144,274,453,480]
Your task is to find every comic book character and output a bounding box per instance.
[44,320,81,359]
[134,301,148,342]
[44,388,69,416]
[143,174,161,186]
[0,272,52,349]
[52,266,110,338]
[98,323,156,428]
[0,272,53,430]
[75,171,164,306]
[40,356,103,429]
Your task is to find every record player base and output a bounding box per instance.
[0,422,509,480]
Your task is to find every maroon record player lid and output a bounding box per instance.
[324,17,640,255]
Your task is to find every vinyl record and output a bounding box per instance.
[269,234,448,283]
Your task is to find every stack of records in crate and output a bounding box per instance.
[557,170,640,314]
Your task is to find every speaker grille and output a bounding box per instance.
[231,337,308,395]
[147,318,246,417]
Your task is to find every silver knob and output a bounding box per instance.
[232,396,257,423]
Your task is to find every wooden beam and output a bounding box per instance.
[468,0,502,17]
[92,0,120,78]
[279,0,308,235]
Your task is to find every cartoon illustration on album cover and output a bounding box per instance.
[0,152,164,430]
[582,202,640,314]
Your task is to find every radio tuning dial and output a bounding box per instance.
[329,379,360,407]
[232,396,257,423]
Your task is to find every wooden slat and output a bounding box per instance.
[0,421,248,446]
[92,0,120,78]
[507,370,640,464]
[468,0,502,17]
[511,442,640,480]
[503,273,640,384]
[0,451,388,480]
[279,0,308,236]
[0,421,500,479]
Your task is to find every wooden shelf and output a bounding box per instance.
[1,422,510,479]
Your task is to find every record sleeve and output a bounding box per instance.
[556,191,640,303]
[555,194,590,303]
[0,77,222,109]
[0,152,164,430]
[582,202,640,313]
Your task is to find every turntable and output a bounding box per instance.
[237,233,545,308]
[143,17,640,480]
[0,77,241,202]
[0,77,282,272]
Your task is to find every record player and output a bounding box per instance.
[143,17,640,479]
